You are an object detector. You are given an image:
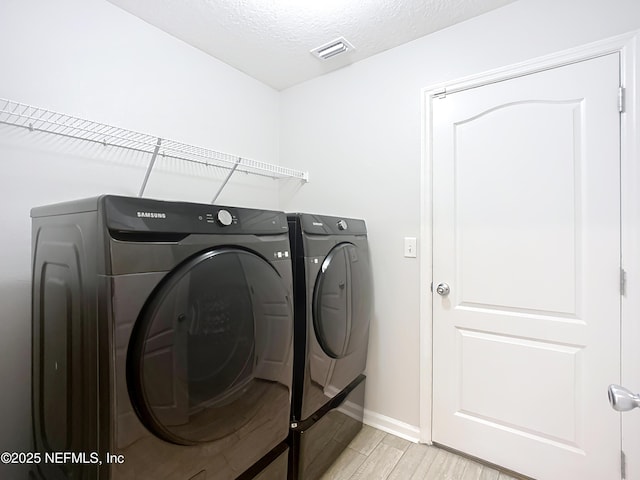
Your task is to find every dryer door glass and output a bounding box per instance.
[312,243,372,359]
[127,248,292,445]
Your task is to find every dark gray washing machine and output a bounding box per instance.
[30,195,294,480]
[286,213,372,480]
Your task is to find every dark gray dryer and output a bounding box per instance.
[287,213,372,480]
[31,195,294,480]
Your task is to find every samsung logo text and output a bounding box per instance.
[137,211,167,219]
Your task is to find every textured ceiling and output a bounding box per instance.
[107,0,517,90]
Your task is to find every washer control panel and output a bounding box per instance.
[104,195,288,235]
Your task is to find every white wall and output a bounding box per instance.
[279,0,640,437]
[0,0,280,477]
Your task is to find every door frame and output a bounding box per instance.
[419,30,640,476]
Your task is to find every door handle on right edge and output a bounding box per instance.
[608,384,640,412]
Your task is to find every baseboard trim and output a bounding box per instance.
[363,409,421,443]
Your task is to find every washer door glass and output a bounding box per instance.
[127,248,292,445]
[312,242,372,359]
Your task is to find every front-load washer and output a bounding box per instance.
[286,213,372,480]
[30,195,294,480]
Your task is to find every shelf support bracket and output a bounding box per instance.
[211,157,242,204]
[138,138,162,197]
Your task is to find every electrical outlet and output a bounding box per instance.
[404,237,417,258]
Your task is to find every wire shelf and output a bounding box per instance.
[0,98,309,184]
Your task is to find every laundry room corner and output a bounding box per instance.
[278,69,424,440]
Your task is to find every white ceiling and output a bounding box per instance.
[107,0,517,91]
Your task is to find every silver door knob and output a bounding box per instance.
[608,384,640,412]
[436,283,450,296]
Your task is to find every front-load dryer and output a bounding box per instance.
[286,213,372,480]
[30,195,294,480]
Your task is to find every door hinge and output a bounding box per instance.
[621,268,627,296]
[621,450,627,479]
[619,87,626,113]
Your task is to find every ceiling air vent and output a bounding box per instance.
[311,37,354,60]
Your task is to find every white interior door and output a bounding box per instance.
[431,53,622,479]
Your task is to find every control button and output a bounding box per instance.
[217,209,233,226]
[337,220,348,231]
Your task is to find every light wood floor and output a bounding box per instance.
[320,425,522,480]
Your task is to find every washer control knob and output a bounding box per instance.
[337,219,348,231]
[217,209,233,226]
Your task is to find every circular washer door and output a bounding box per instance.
[127,247,292,445]
[312,242,372,359]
